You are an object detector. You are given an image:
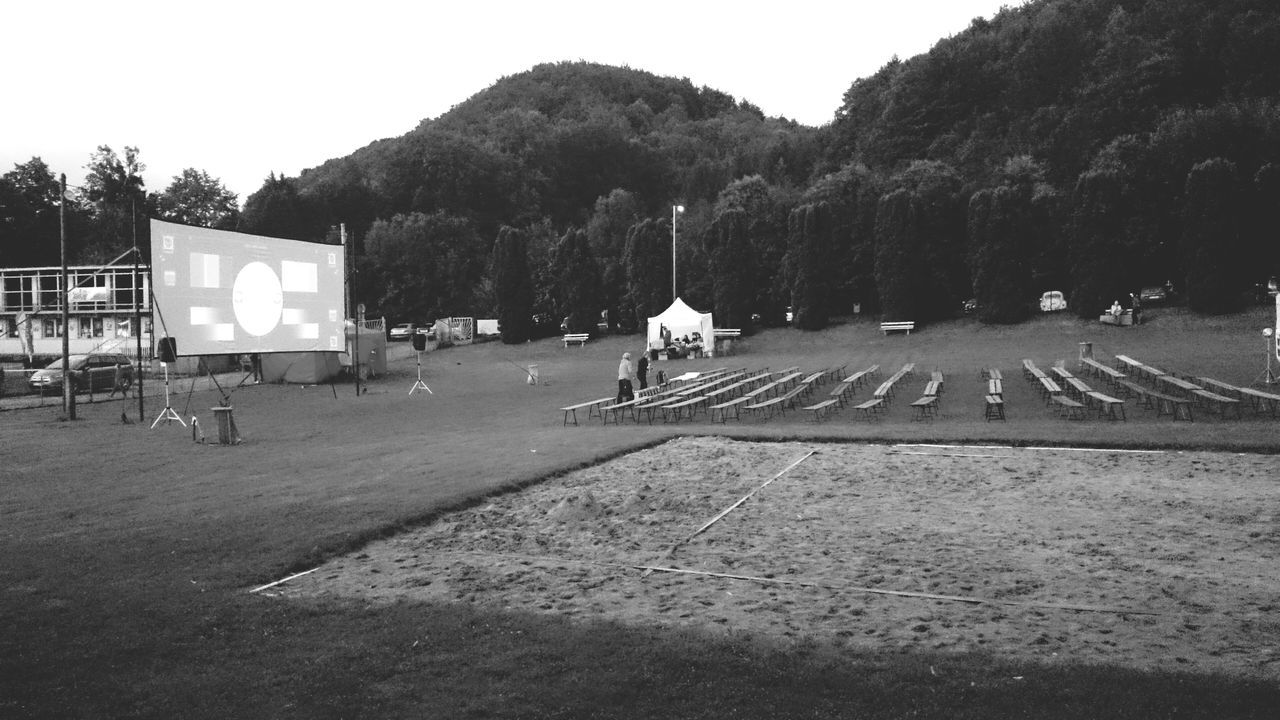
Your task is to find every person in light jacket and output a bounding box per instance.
[617,352,635,402]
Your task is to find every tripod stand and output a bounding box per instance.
[409,351,433,395]
[1255,329,1277,386]
[150,362,186,428]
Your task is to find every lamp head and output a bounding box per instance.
[675,205,685,213]
[1265,327,1274,337]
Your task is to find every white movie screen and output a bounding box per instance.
[150,219,346,356]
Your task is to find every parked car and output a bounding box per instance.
[1038,290,1067,312]
[28,353,133,394]
[389,323,418,341]
[1139,286,1168,304]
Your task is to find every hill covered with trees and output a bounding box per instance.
[5,0,1278,336]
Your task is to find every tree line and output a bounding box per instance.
[5,0,1279,340]
[0,148,239,268]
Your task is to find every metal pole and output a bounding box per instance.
[60,173,74,419]
[133,202,145,422]
[343,223,359,397]
[671,205,682,302]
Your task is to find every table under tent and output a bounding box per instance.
[646,298,715,359]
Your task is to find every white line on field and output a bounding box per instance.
[248,568,317,594]
[889,451,1014,458]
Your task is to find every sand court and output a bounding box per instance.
[269,438,1280,680]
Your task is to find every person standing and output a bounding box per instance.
[636,350,649,390]
[617,352,635,402]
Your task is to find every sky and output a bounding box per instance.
[2,0,1019,205]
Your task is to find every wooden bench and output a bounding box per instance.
[1191,389,1242,419]
[635,395,683,423]
[910,395,938,421]
[598,396,649,424]
[1085,391,1126,421]
[713,328,741,355]
[745,394,789,419]
[987,378,1003,397]
[1037,376,1062,402]
[880,321,915,335]
[802,398,841,422]
[1065,376,1093,399]
[560,396,614,426]
[1237,387,1280,417]
[562,333,590,348]
[709,395,753,423]
[873,379,897,402]
[828,382,854,407]
[1051,394,1086,420]
[1021,359,1039,379]
[1121,382,1193,421]
[852,397,885,419]
[984,394,1005,421]
[661,395,706,423]
[983,368,1003,381]
[1196,376,1240,397]
[843,365,879,389]
[1083,357,1126,384]
[923,380,941,397]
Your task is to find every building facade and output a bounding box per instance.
[0,264,152,361]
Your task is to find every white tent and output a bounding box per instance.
[646,297,714,357]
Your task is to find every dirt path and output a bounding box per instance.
[271,438,1280,680]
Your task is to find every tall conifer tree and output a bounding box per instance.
[493,226,534,343]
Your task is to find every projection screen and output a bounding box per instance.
[150,219,346,356]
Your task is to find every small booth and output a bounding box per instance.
[646,298,715,360]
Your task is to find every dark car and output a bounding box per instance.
[28,353,134,394]
[1139,286,1168,304]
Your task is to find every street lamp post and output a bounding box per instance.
[671,204,684,301]
[60,173,75,420]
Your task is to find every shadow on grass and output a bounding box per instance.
[175,597,1280,719]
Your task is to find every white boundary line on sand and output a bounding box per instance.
[894,443,1165,455]
[248,568,318,594]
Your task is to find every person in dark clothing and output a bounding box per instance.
[636,350,649,390]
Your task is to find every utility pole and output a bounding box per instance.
[60,173,75,419]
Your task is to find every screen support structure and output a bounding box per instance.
[409,350,433,395]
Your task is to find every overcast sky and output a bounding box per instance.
[3,0,1017,204]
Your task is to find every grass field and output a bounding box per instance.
[3,305,1279,719]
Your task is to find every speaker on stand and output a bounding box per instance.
[410,331,432,395]
[151,337,186,428]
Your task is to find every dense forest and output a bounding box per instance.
[4,0,1279,338]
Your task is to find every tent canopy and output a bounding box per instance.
[646,297,714,356]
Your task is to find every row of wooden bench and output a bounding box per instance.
[1023,359,1126,420]
[1110,354,1280,420]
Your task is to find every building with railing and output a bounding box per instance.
[0,264,153,361]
